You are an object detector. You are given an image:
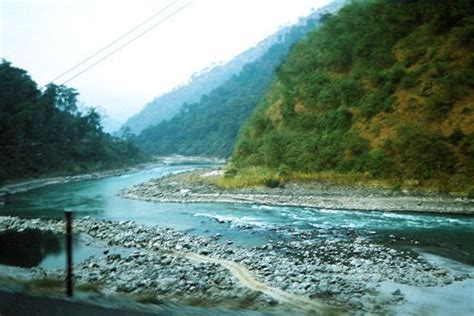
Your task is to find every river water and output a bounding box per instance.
[1,162,473,269]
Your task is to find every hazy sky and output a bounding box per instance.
[1,0,330,122]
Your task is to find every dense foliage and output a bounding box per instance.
[231,0,474,192]
[132,9,333,157]
[0,61,143,183]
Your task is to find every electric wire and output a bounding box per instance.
[48,0,178,84]
[0,1,191,149]
[60,2,191,85]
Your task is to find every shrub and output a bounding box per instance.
[30,278,62,290]
[391,182,402,192]
[359,91,395,118]
[278,164,292,177]
[224,167,238,178]
[264,177,282,188]
[397,125,456,179]
[427,90,454,118]
[402,47,426,67]
[133,292,164,305]
[401,72,419,88]
[364,149,391,177]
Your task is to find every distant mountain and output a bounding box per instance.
[132,1,345,157]
[122,29,284,135]
[229,0,474,193]
[122,1,345,135]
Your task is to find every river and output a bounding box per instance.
[1,161,473,270]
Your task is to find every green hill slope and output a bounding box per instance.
[132,4,343,158]
[228,0,474,193]
[133,38,303,157]
[122,40,276,135]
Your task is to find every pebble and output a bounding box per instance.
[0,215,463,314]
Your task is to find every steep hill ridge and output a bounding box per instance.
[122,37,277,135]
[122,0,344,135]
[132,1,345,157]
[229,0,474,193]
[122,1,344,135]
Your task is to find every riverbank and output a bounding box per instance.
[1,216,473,314]
[0,156,225,198]
[0,161,165,198]
[120,169,474,214]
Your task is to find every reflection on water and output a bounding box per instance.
[0,229,61,268]
[0,229,109,269]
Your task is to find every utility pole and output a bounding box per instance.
[65,210,73,297]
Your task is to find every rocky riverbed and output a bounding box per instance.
[120,170,474,214]
[1,216,471,315]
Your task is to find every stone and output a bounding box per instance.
[199,249,211,255]
[161,258,172,265]
[264,296,279,306]
[88,262,99,269]
[442,278,452,285]
[391,289,403,296]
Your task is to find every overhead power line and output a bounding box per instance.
[61,2,191,86]
[0,1,191,149]
[47,0,179,85]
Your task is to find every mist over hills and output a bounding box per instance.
[130,1,345,157]
[121,25,290,135]
[122,1,345,135]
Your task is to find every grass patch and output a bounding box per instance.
[29,278,63,290]
[232,291,262,309]
[182,292,263,310]
[76,281,102,293]
[183,295,217,307]
[179,171,208,184]
[130,291,164,305]
[175,170,222,187]
[292,170,381,186]
[219,166,473,196]
[218,166,388,189]
[217,166,283,189]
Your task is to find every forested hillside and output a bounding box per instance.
[229,0,474,193]
[123,1,345,136]
[132,3,343,157]
[0,61,143,183]
[122,21,297,135]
